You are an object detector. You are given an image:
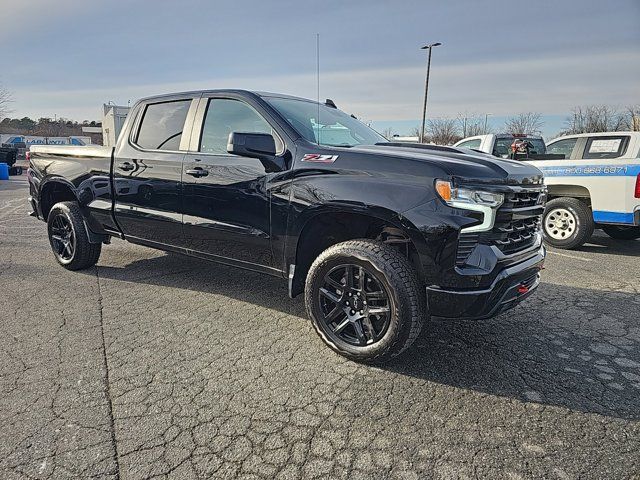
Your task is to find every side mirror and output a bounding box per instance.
[227,132,284,172]
[227,132,276,158]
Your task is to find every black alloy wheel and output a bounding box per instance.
[46,201,102,270]
[49,212,76,262]
[318,264,392,346]
[305,239,425,363]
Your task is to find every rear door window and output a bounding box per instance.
[457,139,482,149]
[582,136,629,159]
[135,100,191,151]
[546,138,578,159]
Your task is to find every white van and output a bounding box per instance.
[525,132,640,249]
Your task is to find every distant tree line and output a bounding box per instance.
[0,116,102,137]
[382,104,639,145]
[561,105,639,135]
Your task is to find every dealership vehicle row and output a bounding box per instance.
[1,88,638,478]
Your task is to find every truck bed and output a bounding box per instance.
[28,144,117,236]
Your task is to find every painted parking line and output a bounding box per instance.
[547,250,592,262]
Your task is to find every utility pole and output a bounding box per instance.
[484,113,492,133]
[419,42,441,144]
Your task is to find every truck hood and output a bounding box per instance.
[352,144,544,187]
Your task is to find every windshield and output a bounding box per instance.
[264,96,386,147]
[493,137,547,157]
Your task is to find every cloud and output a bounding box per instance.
[0,0,87,40]
[10,47,638,123]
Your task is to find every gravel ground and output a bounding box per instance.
[1,176,639,479]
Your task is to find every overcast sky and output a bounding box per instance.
[1,0,638,138]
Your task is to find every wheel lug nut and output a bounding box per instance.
[350,310,355,315]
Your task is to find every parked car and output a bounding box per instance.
[0,145,23,175]
[524,132,640,248]
[454,134,548,158]
[0,145,17,166]
[28,90,546,362]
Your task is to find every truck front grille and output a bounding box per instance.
[487,217,541,254]
[455,188,545,266]
[502,190,541,209]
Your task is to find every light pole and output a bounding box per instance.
[419,42,441,143]
[484,113,492,133]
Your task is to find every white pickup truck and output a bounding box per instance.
[526,132,640,249]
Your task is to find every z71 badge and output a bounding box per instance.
[301,154,338,163]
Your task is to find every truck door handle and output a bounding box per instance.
[118,162,135,171]
[186,167,208,177]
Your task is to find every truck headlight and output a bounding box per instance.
[435,180,504,232]
[435,180,504,208]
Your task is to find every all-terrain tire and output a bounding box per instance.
[542,197,594,249]
[305,239,426,363]
[47,201,102,270]
[601,225,640,240]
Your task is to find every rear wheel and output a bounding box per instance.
[305,239,425,363]
[602,225,640,240]
[542,197,594,249]
[47,201,102,270]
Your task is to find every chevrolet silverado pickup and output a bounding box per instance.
[28,90,546,362]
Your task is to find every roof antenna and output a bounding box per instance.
[316,33,320,146]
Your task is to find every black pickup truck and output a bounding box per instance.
[28,90,546,362]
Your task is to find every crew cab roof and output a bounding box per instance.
[135,89,320,105]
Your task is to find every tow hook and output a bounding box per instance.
[517,284,529,294]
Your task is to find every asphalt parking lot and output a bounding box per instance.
[1,176,639,479]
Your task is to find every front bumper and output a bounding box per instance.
[427,246,545,320]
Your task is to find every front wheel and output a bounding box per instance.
[47,201,102,270]
[305,239,425,363]
[602,225,640,240]
[542,197,594,249]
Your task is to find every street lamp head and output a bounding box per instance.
[421,42,442,49]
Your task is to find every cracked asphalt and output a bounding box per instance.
[1,176,639,479]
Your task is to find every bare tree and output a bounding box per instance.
[623,105,640,131]
[0,85,13,120]
[428,118,461,145]
[381,127,395,140]
[504,112,544,135]
[562,105,627,134]
[408,126,421,138]
[457,114,492,137]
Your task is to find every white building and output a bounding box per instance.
[102,104,130,147]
